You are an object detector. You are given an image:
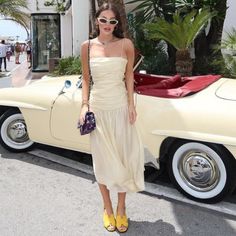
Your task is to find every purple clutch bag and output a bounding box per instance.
[78,111,96,135]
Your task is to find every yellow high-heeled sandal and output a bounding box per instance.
[116,209,128,233]
[103,209,116,232]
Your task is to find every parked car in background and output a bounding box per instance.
[0,72,236,203]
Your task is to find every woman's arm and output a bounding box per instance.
[124,38,136,124]
[79,40,90,123]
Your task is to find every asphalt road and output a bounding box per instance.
[1,146,236,236]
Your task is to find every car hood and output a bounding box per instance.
[0,75,80,95]
[29,75,80,88]
[0,75,81,110]
[215,79,236,101]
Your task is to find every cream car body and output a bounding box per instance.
[1,76,91,152]
[0,75,236,203]
[136,78,236,158]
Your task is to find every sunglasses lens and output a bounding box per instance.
[110,20,118,25]
[99,18,107,24]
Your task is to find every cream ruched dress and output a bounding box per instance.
[89,56,144,193]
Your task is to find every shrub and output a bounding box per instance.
[193,54,232,77]
[193,28,236,78]
[53,56,82,76]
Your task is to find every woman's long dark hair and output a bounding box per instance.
[95,3,124,38]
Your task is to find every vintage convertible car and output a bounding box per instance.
[0,72,236,203]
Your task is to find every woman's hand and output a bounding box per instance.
[128,104,137,124]
[79,105,88,125]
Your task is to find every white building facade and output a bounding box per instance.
[27,0,89,72]
[223,0,236,38]
[28,0,235,72]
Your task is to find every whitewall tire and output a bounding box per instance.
[168,141,236,203]
[0,109,34,152]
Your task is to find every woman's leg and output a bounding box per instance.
[98,183,113,215]
[0,57,2,71]
[116,192,128,232]
[117,192,126,215]
[3,57,7,70]
[99,184,116,231]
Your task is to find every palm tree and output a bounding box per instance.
[221,28,236,78]
[127,0,227,74]
[0,0,30,34]
[174,0,227,75]
[144,9,215,75]
[126,0,174,22]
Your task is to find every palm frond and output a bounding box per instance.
[0,0,29,27]
[222,28,236,51]
[144,8,215,50]
[224,54,236,77]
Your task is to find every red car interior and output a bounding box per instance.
[134,73,221,98]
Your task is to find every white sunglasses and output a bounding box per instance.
[97,17,118,25]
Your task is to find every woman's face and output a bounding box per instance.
[96,10,118,36]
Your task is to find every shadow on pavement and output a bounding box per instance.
[0,147,96,184]
[172,202,236,236]
[125,219,179,236]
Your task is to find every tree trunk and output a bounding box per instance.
[167,44,176,74]
[176,50,193,76]
[162,0,176,73]
[194,0,227,73]
[96,0,130,38]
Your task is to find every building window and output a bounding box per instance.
[31,14,61,72]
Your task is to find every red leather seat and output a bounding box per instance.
[135,74,221,98]
[136,75,182,91]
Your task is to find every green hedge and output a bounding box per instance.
[53,56,82,75]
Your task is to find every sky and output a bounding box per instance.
[0,19,28,42]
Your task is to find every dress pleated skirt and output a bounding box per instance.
[90,105,145,193]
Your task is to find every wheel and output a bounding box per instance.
[168,140,236,203]
[0,109,34,152]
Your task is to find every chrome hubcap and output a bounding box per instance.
[178,151,220,192]
[7,119,29,143]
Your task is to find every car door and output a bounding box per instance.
[50,79,90,153]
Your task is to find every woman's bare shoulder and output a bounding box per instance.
[123,38,133,44]
[123,38,134,50]
[81,40,89,49]
[80,40,92,55]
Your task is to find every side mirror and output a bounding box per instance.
[58,80,72,95]
[64,80,72,88]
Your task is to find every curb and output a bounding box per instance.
[28,149,236,218]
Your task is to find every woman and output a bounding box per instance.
[79,3,144,233]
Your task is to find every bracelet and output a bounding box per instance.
[81,100,89,107]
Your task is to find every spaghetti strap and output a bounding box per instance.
[120,38,125,57]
